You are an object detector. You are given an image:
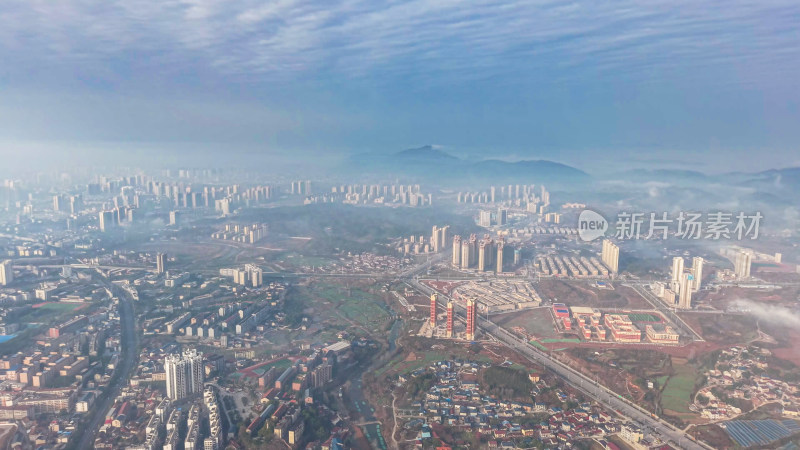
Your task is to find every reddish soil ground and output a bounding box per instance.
[351,425,371,450]
[237,356,295,378]
[537,280,651,309]
[766,328,800,367]
[421,280,467,295]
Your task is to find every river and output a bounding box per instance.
[347,318,403,450]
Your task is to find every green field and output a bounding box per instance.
[530,341,549,351]
[541,338,581,343]
[340,300,389,326]
[314,284,391,329]
[390,351,448,374]
[662,363,697,413]
[253,358,293,376]
[626,313,661,323]
[494,309,558,339]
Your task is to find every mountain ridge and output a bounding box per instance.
[344,145,591,185]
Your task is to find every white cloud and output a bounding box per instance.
[730,299,800,329]
[0,0,797,86]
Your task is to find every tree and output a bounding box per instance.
[258,422,274,440]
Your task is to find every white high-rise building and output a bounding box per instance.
[691,257,703,292]
[0,260,12,286]
[735,251,752,280]
[245,264,263,287]
[479,210,492,227]
[165,349,204,400]
[452,236,462,266]
[601,240,619,274]
[671,257,684,292]
[157,253,167,275]
[678,273,693,309]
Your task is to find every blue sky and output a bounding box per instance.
[0,0,799,173]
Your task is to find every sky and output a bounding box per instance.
[0,0,799,173]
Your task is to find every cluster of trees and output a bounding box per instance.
[407,372,437,398]
[481,366,533,400]
[301,407,332,442]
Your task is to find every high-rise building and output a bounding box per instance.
[430,225,449,253]
[735,251,752,280]
[430,294,438,327]
[479,210,492,227]
[541,185,550,205]
[69,195,83,214]
[478,241,487,271]
[169,210,179,226]
[165,349,204,400]
[469,234,478,266]
[601,240,619,274]
[247,264,263,288]
[446,301,454,338]
[234,264,264,287]
[452,236,462,266]
[431,226,441,252]
[691,257,703,292]
[52,195,63,212]
[513,248,522,266]
[99,210,114,232]
[0,260,13,286]
[461,240,471,269]
[497,208,508,225]
[678,273,693,309]
[465,299,476,341]
[157,253,167,275]
[671,257,684,291]
[496,239,504,273]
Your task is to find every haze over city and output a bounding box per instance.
[0,2,799,450]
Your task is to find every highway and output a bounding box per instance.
[625,282,705,342]
[55,253,721,449]
[408,277,708,450]
[72,277,139,450]
[480,318,707,449]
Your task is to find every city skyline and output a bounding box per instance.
[0,2,798,449]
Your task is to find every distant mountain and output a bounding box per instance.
[617,166,800,188]
[394,145,458,161]
[344,146,590,185]
[617,169,714,183]
[480,159,589,180]
[610,166,800,206]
